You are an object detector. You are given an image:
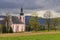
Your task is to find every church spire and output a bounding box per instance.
[21,8,23,13]
[20,8,24,15]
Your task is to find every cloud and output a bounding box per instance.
[0,0,60,15]
[0,0,60,10]
[25,10,60,18]
[0,0,59,9]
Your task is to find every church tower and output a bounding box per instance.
[20,8,25,23]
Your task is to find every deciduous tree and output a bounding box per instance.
[29,12,40,31]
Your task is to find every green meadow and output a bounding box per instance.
[0,31,60,40]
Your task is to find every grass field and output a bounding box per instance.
[0,31,60,40]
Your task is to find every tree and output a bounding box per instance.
[5,12,13,33]
[29,12,40,31]
[53,18,60,31]
[44,11,52,31]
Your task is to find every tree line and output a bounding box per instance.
[29,11,60,31]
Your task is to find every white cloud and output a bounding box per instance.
[25,10,60,18]
[0,0,60,16]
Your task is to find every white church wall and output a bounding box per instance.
[11,24,25,33]
[13,25,16,32]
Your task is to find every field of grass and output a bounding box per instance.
[0,31,60,40]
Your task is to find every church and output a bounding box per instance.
[5,8,25,33]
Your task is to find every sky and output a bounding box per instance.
[0,0,60,15]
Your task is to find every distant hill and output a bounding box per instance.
[0,15,60,26]
[25,16,46,26]
[25,16,60,26]
[0,16,6,24]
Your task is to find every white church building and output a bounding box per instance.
[5,8,25,33]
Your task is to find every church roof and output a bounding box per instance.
[11,16,24,24]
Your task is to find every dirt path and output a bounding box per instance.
[0,31,60,37]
